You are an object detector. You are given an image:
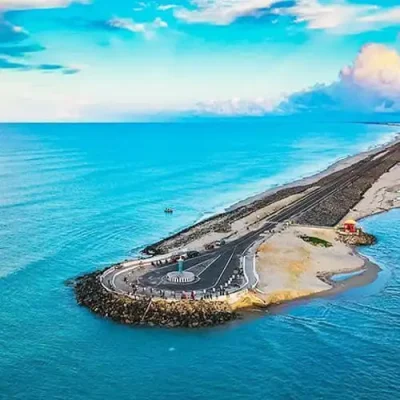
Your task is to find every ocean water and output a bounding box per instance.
[0,122,399,400]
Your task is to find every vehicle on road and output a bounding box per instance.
[186,250,200,259]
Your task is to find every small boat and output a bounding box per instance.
[164,208,174,214]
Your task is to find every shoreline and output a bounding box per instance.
[265,248,381,315]
[74,130,400,328]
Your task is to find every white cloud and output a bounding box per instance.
[287,0,376,30]
[0,0,89,11]
[193,43,400,116]
[175,0,279,25]
[280,43,400,113]
[153,17,168,28]
[132,2,147,11]
[108,17,146,34]
[174,0,400,33]
[107,17,168,39]
[288,0,400,33]
[157,4,177,11]
[340,43,400,97]
[359,7,400,24]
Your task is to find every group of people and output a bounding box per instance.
[151,259,171,267]
[118,272,233,301]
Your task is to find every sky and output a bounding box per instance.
[0,0,399,121]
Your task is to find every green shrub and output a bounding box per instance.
[299,235,332,248]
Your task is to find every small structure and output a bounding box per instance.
[343,219,357,234]
[178,257,184,273]
[166,256,196,284]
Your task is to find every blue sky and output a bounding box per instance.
[0,0,399,120]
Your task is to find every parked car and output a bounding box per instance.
[186,250,200,259]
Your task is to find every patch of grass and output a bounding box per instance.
[299,235,332,248]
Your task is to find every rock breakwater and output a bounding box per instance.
[74,271,237,328]
[337,231,376,246]
[297,144,400,226]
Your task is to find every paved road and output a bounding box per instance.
[103,145,397,295]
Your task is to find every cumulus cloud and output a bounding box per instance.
[0,0,88,11]
[280,44,400,113]
[106,16,168,39]
[286,0,400,33]
[175,0,400,33]
[175,0,281,25]
[193,44,400,117]
[107,17,146,34]
[286,0,377,30]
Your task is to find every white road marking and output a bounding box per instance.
[197,255,222,276]
[211,246,237,288]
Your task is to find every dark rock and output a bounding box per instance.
[73,271,237,328]
[337,231,376,246]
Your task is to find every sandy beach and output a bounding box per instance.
[253,157,400,308]
[254,226,373,306]
[342,163,400,222]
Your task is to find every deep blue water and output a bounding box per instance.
[0,123,399,400]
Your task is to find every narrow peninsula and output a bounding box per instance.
[73,137,400,328]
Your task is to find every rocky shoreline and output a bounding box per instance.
[297,144,400,226]
[73,271,237,328]
[337,231,376,246]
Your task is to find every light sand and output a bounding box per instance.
[252,160,400,308]
[342,163,400,222]
[255,226,365,305]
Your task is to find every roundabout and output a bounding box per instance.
[166,271,197,283]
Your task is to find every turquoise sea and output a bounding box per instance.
[0,122,399,400]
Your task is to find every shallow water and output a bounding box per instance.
[0,123,399,400]
[331,269,366,282]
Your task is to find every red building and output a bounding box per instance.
[343,219,357,233]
